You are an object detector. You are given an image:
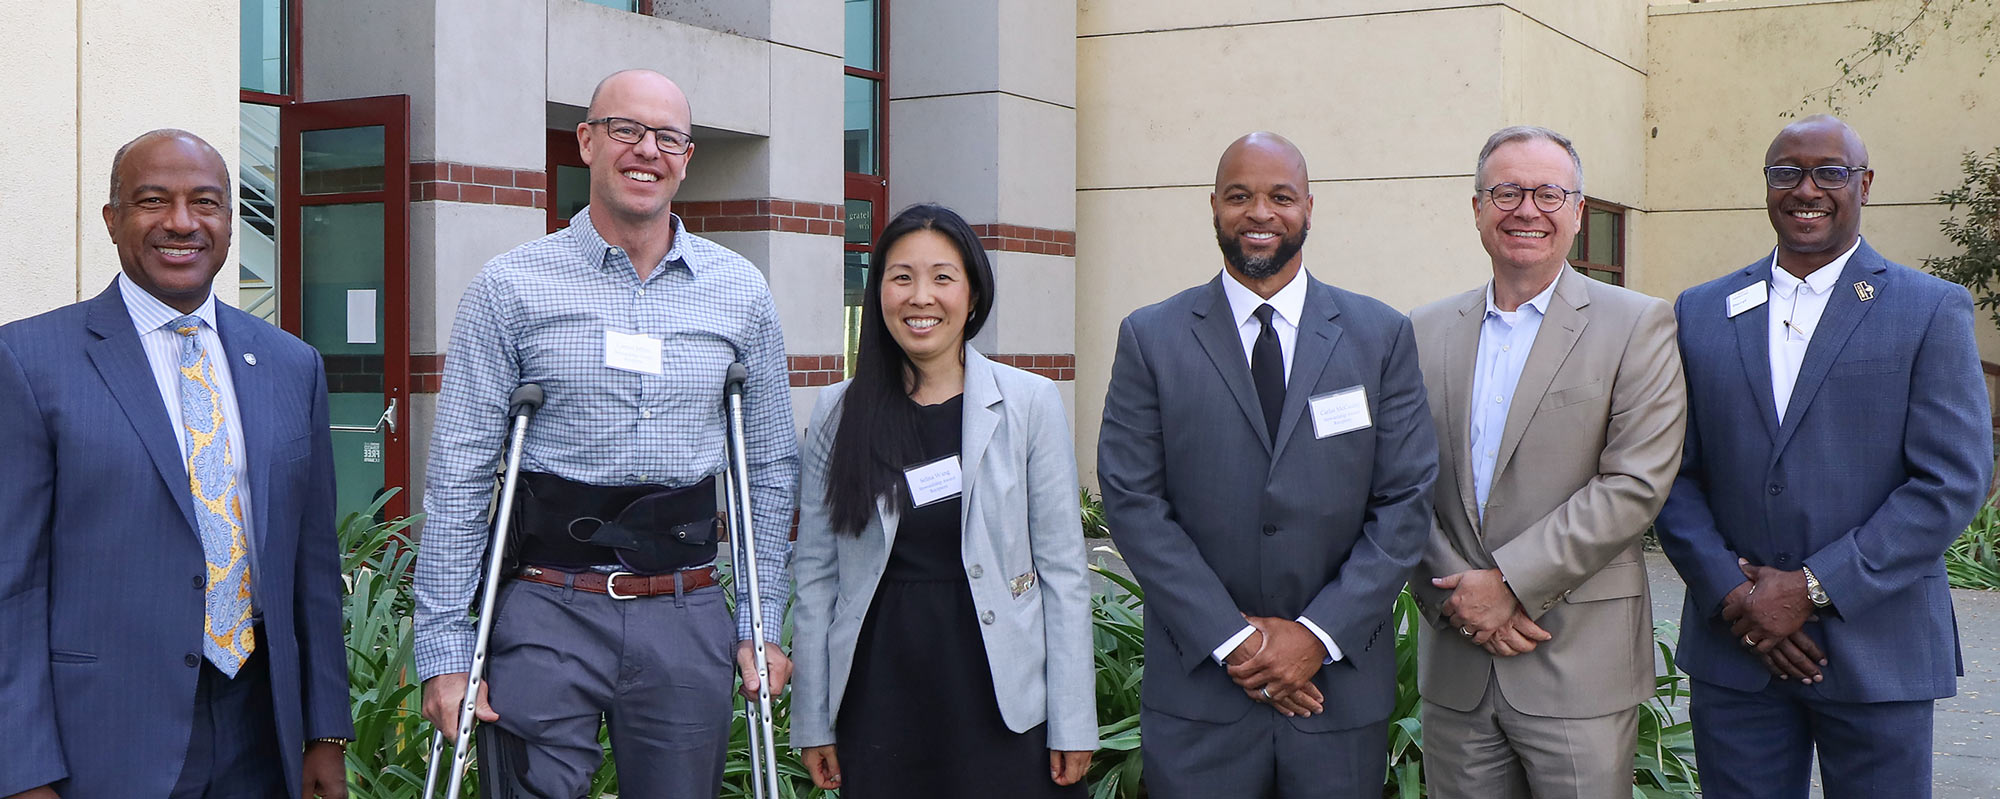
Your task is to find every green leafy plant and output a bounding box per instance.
[1928,147,2000,331]
[1948,498,2000,590]
[335,490,447,798]
[1087,549,1147,799]
[1633,620,1700,798]
[1385,590,1426,798]
[1080,487,1112,539]
[1793,0,1998,116]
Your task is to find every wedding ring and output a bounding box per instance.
[1460,626,1474,637]
[1261,687,1272,700]
[1742,634,1757,647]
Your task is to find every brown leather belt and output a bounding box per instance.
[516,565,718,599]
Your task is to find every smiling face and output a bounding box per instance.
[578,70,693,226]
[879,228,974,368]
[102,133,234,314]
[1765,118,1870,274]
[1473,138,1582,276]
[1211,135,1312,283]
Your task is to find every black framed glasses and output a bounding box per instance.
[1765,165,1869,190]
[586,117,693,155]
[1478,183,1580,213]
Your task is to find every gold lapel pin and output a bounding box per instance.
[1853,281,1875,302]
[243,352,257,366]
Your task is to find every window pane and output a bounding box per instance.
[845,76,879,175]
[1587,208,1620,266]
[845,199,874,245]
[844,0,877,71]
[555,165,591,224]
[843,250,870,377]
[302,126,387,194]
[240,0,287,94]
[577,0,640,11]
[238,102,282,325]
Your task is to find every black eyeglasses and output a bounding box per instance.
[586,117,693,155]
[1765,165,1869,190]
[1478,183,1580,213]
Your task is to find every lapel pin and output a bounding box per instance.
[243,353,257,366]
[1853,281,1875,302]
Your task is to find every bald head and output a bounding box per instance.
[587,69,692,124]
[1767,114,1867,167]
[110,129,226,207]
[1215,132,1309,188]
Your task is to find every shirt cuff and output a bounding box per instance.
[1212,624,1257,665]
[1297,617,1343,663]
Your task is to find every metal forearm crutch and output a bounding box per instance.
[722,362,783,799]
[422,383,544,799]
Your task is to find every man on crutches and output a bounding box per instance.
[413,68,799,798]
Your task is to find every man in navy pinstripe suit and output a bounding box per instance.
[0,130,351,799]
[1656,116,1990,799]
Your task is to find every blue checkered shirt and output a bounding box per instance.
[414,207,799,680]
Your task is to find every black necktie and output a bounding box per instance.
[1252,304,1284,442]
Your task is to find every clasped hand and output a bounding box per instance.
[1225,617,1328,717]
[1723,558,1828,683]
[1433,569,1551,657]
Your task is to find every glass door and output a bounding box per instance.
[281,95,412,520]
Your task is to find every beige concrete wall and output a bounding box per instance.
[1642,0,2000,353]
[6,1,238,325]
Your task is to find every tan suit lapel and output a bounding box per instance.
[1491,268,1590,493]
[1441,289,1486,533]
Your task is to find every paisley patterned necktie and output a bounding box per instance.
[172,315,255,677]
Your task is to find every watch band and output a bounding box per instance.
[309,737,350,747]
[1802,565,1831,608]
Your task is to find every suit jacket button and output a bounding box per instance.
[969,565,984,579]
[980,611,996,625]
[1768,483,1784,495]
[185,654,200,668]
[193,574,205,589]
[1262,524,1277,536]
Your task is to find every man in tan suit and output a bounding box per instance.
[1408,125,1687,798]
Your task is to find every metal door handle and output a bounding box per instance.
[331,398,399,435]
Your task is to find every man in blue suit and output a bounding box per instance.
[0,130,352,798]
[1656,115,1991,798]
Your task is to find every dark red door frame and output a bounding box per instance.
[280,94,413,519]
[546,127,587,233]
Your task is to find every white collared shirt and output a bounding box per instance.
[1210,266,1344,665]
[1768,239,1861,422]
[1469,274,1560,521]
[118,272,257,606]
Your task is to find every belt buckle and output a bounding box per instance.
[604,571,639,600]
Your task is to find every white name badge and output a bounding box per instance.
[1309,386,1372,439]
[604,330,664,375]
[905,455,964,507]
[1726,281,1769,318]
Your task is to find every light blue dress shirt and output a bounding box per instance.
[1469,274,1560,522]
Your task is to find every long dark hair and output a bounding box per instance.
[823,203,997,535]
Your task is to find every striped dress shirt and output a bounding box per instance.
[414,207,800,680]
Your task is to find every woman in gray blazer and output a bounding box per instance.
[790,204,1096,797]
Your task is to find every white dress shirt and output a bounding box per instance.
[1470,275,1559,521]
[1769,239,1861,422]
[1212,267,1343,665]
[118,272,258,604]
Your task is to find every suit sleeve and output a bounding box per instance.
[787,388,840,749]
[1299,315,1439,653]
[1025,380,1098,752]
[1099,316,1254,673]
[1804,285,1992,615]
[1408,519,1478,630]
[1656,293,1764,619]
[294,354,356,740]
[0,337,67,794]
[1491,298,1688,619]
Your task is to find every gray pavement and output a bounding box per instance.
[1644,550,2000,798]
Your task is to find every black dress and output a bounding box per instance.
[835,395,1087,798]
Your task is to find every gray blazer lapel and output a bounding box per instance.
[83,284,201,536]
[1190,278,1273,454]
[960,346,1002,525]
[1492,269,1588,484]
[1442,290,1485,532]
[1728,263,1781,441]
[1773,245,1887,455]
[1271,279,1343,464]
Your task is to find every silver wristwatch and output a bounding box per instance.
[1801,565,1830,608]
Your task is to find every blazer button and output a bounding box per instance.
[185,653,200,668]
[1768,483,1784,495]
[980,610,996,625]
[969,565,984,579]
[193,574,205,589]
[1262,524,1277,536]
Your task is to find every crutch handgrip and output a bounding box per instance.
[724,362,749,396]
[509,383,545,416]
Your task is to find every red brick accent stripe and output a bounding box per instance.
[788,354,846,387]
[411,353,444,394]
[680,199,845,237]
[412,162,548,209]
[970,224,1075,257]
[987,353,1075,381]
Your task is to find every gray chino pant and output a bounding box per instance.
[479,575,736,799]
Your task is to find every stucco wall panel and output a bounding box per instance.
[1501,10,1647,206]
[3,0,80,320]
[548,1,772,137]
[986,251,1077,355]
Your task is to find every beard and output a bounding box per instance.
[1214,217,1307,280]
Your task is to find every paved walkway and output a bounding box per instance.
[1644,551,2000,798]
